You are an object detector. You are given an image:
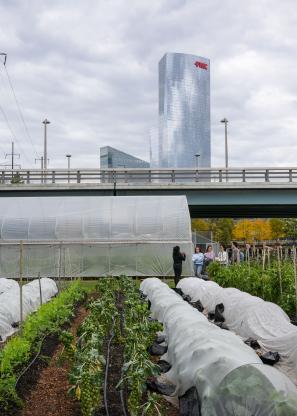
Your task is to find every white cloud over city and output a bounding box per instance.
[0,0,296,168]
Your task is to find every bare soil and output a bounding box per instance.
[19,305,88,416]
[6,291,178,416]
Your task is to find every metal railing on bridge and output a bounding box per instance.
[1,167,297,185]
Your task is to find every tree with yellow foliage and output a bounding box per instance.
[233,219,272,242]
[269,219,285,239]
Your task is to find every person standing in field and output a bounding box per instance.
[231,241,241,263]
[172,246,186,287]
[216,244,228,265]
[204,245,215,267]
[192,246,204,276]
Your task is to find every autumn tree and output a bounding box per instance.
[233,219,271,242]
[212,218,234,245]
[269,219,285,239]
[283,219,297,239]
[232,219,255,242]
[191,219,209,232]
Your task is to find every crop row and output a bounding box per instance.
[141,278,297,415]
[177,277,297,385]
[62,277,163,416]
[0,280,85,413]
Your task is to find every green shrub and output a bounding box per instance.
[208,261,297,316]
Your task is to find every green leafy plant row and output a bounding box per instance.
[0,280,85,412]
[64,277,164,416]
[208,261,297,316]
[118,277,163,416]
[63,278,120,416]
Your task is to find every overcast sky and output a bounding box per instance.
[0,0,296,169]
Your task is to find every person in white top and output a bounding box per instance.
[216,244,228,265]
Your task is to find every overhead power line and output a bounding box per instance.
[0,52,39,165]
[0,53,6,65]
[2,56,38,158]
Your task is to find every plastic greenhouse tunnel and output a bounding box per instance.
[0,195,193,278]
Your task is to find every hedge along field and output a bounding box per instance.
[208,260,297,318]
[0,280,86,414]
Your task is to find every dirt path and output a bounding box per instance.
[20,305,88,416]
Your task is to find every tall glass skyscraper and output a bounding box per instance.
[159,53,210,168]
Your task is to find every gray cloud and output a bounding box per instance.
[0,0,296,169]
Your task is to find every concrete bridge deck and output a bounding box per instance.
[1,181,297,217]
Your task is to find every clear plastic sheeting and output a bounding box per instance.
[0,278,58,342]
[0,196,193,277]
[140,278,297,416]
[0,277,18,294]
[0,196,190,241]
[178,277,297,386]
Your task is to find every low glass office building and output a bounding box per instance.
[0,196,193,278]
[100,146,150,168]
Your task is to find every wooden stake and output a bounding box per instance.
[58,242,62,291]
[19,240,23,331]
[38,271,43,306]
[277,246,283,296]
[262,245,266,271]
[293,246,297,318]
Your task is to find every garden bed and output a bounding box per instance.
[20,305,88,416]
[61,277,179,416]
[1,278,179,415]
[0,281,86,415]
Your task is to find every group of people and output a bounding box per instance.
[172,241,245,286]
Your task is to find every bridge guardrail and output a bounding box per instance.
[1,168,297,185]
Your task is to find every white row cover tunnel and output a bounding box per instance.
[177,277,297,385]
[0,277,58,342]
[0,196,193,277]
[140,278,297,416]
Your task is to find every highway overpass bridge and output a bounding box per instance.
[1,168,297,218]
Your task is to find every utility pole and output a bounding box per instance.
[42,119,50,171]
[5,141,20,171]
[35,156,44,170]
[35,156,48,184]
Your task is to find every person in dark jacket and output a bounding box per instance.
[172,246,186,287]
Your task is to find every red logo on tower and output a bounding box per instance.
[194,61,208,70]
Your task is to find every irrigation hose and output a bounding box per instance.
[119,305,128,416]
[15,334,48,387]
[103,320,115,416]
[120,370,128,416]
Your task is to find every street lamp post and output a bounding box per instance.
[42,119,50,172]
[66,154,71,183]
[195,153,200,169]
[195,153,200,182]
[220,118,228,169]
